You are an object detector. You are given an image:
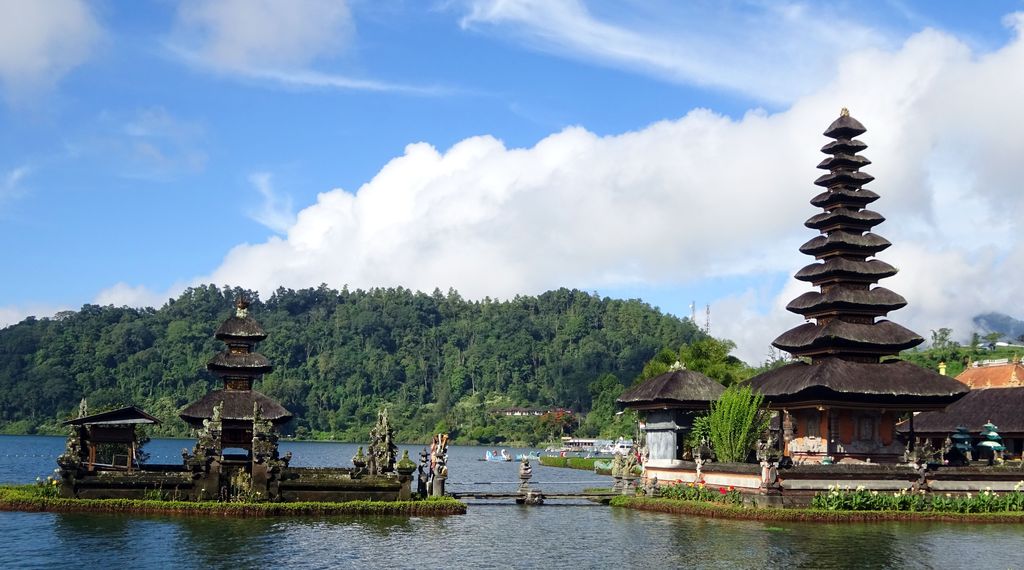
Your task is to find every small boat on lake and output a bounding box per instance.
[515,451,540,461]
[484,449,512,462]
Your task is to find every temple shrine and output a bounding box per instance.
[57,296,423,502]
[617,362,723,475]
[180,297,292,454]
[746,110,969,464]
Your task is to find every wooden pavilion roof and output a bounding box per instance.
[63,405,161,426]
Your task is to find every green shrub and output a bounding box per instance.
[539,456,568,468]
[707,384,770,463]
[0,485,466,517]
[657,482,741,505]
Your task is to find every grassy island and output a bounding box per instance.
[611,496,1024,524]
[0,485,466,518]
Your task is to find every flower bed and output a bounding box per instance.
[611,495,1024,523]
[811,484,1024,513]
[0,485,466,517]
[655,481,742,505]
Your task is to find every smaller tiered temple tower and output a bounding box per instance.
[748,110,968,464]
[180,297,292,454]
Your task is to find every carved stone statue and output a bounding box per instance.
[429,433,449,497]
[518,456,533,492]
[367,408,398,476]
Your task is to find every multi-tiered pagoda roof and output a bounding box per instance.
[180,297,291,428]
[748,110,968,409]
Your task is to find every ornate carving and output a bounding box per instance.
[429,433,448,497]
[367,408,398,476]
[186,401,224,473]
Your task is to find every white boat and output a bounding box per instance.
[599,438,634,455]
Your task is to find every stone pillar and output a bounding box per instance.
[430,473,446,497]
[827,407,839,460]
[396,451,416,500]
[782,410,794,457]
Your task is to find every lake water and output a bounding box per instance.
[2,435,1024,569]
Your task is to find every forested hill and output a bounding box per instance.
[0,285,704,442]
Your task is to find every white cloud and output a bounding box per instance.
[102,16,1024,365]
[248,172,295,234]
[169,0,440,94]
[0,0,102,101]
[0,303,68,329]
[456,0,890,104]
[92,282,183,310]
[65,107,207,180]
[175,0,352,70]
[0,163,31,212]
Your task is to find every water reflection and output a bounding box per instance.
[6,437,1024,569]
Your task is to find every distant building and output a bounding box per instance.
[493,407,573,417]
[957,360,1024,389]
[899,362,1024,457]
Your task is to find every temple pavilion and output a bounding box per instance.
[180,297,291,454]
[747,110,968,464]
[617,362,724,471]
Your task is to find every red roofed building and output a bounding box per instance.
[955,361,1024,389]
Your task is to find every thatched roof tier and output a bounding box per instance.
[804,208,884,232]
[799,232,891,258]
[207,351,272,374]
[816,153,871,171]
[617,368,725,410]
[823,113,867,138]
[215,315,267,341]
[794,258,897,284]
[180,389,292,426]
[786,287,907,318]
[820,138,867,155]
[773,320,922,357]
[814,169,875,188]
[898,387,1024,435]
[749,358,968,409]
[810,187,880,209]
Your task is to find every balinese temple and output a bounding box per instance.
[617,362,725,474]
[180,297,292,454]
[902,367,1024,459]
[747,110,968,464]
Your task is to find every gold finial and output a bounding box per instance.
[669,360,686,372]
[840,107,850,117]
[235,295,250,318]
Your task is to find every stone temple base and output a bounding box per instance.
[643,461,1024,508]
[60,465,410,502]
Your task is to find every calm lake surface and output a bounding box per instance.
[2,435,1024,569]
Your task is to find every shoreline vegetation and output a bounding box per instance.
[611,496,1024,524]
[0,486,466,517]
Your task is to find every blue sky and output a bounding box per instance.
[3,1,1024,363]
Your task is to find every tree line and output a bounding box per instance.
[0,284,706,444]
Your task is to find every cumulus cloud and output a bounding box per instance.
[456,0,889,104]
[0,0,102,101]
[99,16,1024,364]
